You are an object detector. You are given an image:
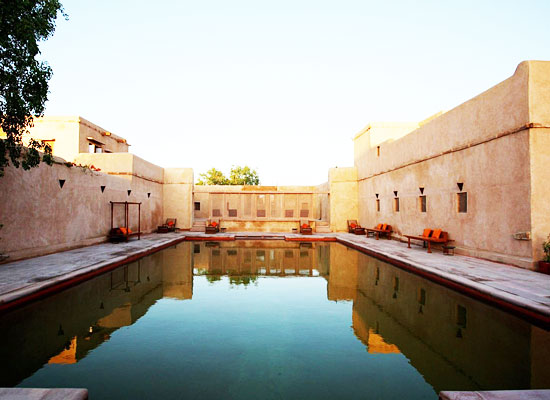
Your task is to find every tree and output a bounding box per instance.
[196,165,260,185]
[0,0,66,175]
[196,168,229,185]
[228,165,260,185]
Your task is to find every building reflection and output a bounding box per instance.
[1,241,549,392]
[191,241,322,280]
[0,244,193,385]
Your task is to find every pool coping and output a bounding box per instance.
[1,231,549,330]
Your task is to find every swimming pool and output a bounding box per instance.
[1,241,548,399]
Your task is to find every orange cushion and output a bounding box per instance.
[382,224,387,231]
[119,227,127,235]
[432,229,442,239]
[350,223,357,229]
[128,228,133,234]
[211,221,218,227]
[422,229,432,237]
[376,224,382,229]
[167,221,174,227]
[302,224,309,229]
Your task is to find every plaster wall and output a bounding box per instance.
[353,61,550,269]
[76,117,129,155]
[328,167,358,232]
[528,61,550,263]
[5,116,130,162]
[0,158,163,261]
[193,185,325,231]
[163,168,194,230]
[11,116,80,163]
[75,153,164,184]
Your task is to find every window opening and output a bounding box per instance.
[458,192,467,213]
[419,195,426,212]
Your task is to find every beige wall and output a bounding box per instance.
[192,185,328,231]
[0,156,163,261]
[328,167,358,232]
[0,116,130,162]
[163,168,194,230]
[354,61,550,269]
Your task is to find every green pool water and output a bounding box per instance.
[1,241,549,399]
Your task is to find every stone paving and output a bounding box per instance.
[1,230,549,326]
[0,232,186,307]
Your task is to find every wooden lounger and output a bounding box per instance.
[404,229,449,253]
[347,220,366,235]
[300,220,313,235]
[205,219,220,234]
[366,224,392,240]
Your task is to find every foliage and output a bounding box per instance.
[196,165,260,186]
[196,168,229,185]
[0,0,66,175]
[228,165,260,185]
[543,234,550,262]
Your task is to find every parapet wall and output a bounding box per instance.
[0,157,163,261]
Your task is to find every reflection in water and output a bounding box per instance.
[0,241,549,398]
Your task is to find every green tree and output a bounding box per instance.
[196,168,229,185]
[0,0,66,175]
[228,165,260,185]
[196,165,260,185]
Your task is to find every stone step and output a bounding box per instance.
[316,226,331,233]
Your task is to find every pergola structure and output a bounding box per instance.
[109,201,142,241]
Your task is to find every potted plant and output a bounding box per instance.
[540,234,550,274]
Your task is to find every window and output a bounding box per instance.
[457,192,467,213]
[419,195,426,212]
[418,288,426,305]
[228,209,237,217]
[194,202,200,211]
[376,199,380,212]
[456,305,467,328]
[393,198,400,212]
[212,209,221,217]
[193,244,200,253]
[285,210,294,218]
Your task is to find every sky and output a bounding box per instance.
[39,0,550,185]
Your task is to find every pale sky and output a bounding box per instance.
[40,0,550,185]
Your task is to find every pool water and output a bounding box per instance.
[1,241,549,399]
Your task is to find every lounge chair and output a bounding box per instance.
[157,218,177,233]
[205,219,220,234]
[347,220,366,235]
[366,224,392,240]
[300,220,313,235]
[108,226,141,242]
[404,228,449,253]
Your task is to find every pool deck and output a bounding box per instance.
[439,390,550,400]
[1,231,549,328]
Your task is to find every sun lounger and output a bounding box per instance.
[366,224,392,240]
[205,219,220,234]
[300,220,313,235]
[347,220,366,235]
[157,218,177,233]
[108,227,142,242]
[404,228,449,253]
